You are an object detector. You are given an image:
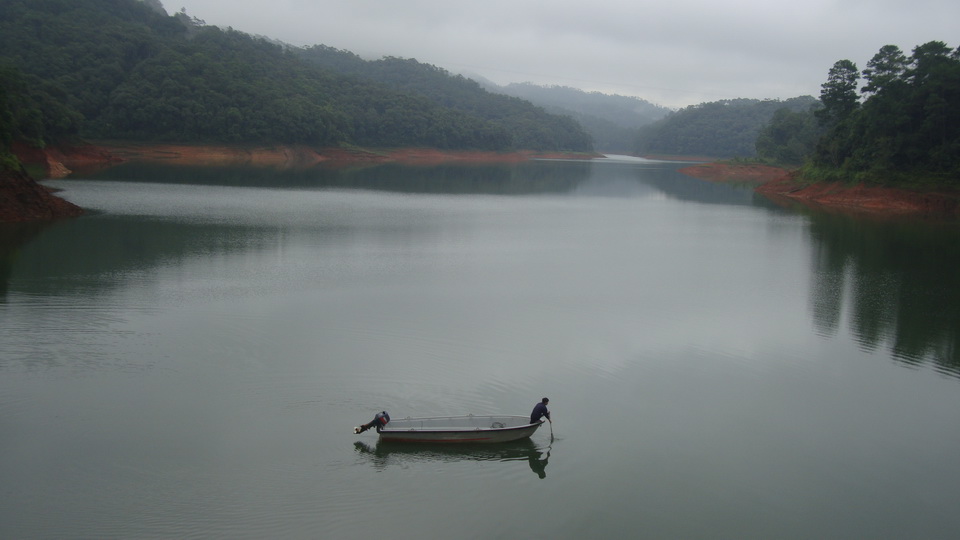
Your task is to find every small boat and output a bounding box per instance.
[377,414,541,443]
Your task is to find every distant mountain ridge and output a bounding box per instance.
[489,83,671,153]
[497,83,670,129]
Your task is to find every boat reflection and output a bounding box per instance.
[353,438,552,478]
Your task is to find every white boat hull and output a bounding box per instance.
[377,415,541,443]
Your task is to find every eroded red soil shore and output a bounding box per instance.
[6,143,958,221]
[678,162,788,184]
[54,142,598,173]
[2,142,599,221]
[0,165,83,222]
[680,162,960,219]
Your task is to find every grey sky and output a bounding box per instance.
[171,0,960,108]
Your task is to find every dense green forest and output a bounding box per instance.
[801,42,960,185]
[296,47,592,152]
[754,104,824,166]
[0,0,592,153]
[634,96,819,158]
[492,83,671,153]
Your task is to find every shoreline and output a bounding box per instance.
[18,142,602,178]
[8,143,959,221]
[679,162,960,219]
[4,142,600,222]
[0,165,84,223]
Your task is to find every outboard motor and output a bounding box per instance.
[354,411,390,434]
[374,411,390,431]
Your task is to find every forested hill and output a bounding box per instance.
[635,96,819,158]
[0,0,593,153]
[296,47,593,152]
[493,83,671,153]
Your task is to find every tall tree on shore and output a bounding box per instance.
[805,41,960,184]
[861,45,907,95]
[816,59,860,127]
[905,41,954,84]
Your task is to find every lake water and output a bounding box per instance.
[2,156,959,539]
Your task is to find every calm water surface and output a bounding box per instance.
[2,156,959,539]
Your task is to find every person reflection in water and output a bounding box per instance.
[530,397,551,425]
[528,447,550,478]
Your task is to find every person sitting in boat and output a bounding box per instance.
[530,397,551,425]
[354,411,390,434]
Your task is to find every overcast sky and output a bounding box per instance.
[170,0,960,109]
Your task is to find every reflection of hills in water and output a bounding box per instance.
[78,160,591,195]
[77,158,779,209]
[808,213,960,376]
[2,210,386,298]
[8,160,959,380]
[570,157,785,209]
[0,221,54,299]
[11,159,772,299]
[353,438,552,478]
[625,163,781,210]
[4,217,235,297]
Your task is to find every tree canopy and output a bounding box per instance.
[634,97,818,158]
[816,59,860,128]
[807,41,960,185]
[755,105,823,166]
[0,0,593,153]
[297,48,594,152]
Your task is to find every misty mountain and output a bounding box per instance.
[489,83,671,153]
[497,83,670,129]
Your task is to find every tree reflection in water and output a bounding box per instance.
[807,212,960,376]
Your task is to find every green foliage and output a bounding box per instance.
[0,69,12,152]
[0,0,591,152]
[298,49,594,151]
[0,63,83,149]
[809,41,960,186]
[635,96,818,158]
[0,71,20,169]
[861,45,907,95]
[755,105,823,165]
[816,59,860,128]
